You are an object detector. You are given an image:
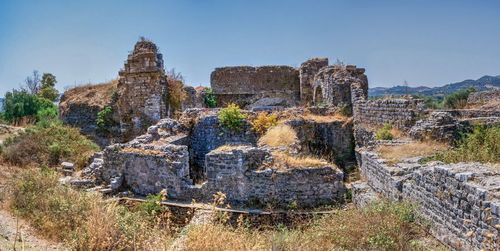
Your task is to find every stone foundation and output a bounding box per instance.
[356,149,500,250]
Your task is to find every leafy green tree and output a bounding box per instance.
[443,87,475,109]
[203,87,217,108]
[38,73,59,102]
[2,89,56,122]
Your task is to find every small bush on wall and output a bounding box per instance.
[252,112,278,135]
[218,104,246,131]
[375,123,393,140]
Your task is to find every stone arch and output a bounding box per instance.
[313,84,323,105]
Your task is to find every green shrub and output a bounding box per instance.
[138,190,167,216]
[203,87,217,108]
[2,89,56,122]
[443,87,475,109]
[375,123,393,140]
[96,106,115,132]
[218,104,246,131]
[411,94,444,109]
[429,125,499,164]
[1,121,99,168]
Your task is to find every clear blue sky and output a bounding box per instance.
[1,0,499,95]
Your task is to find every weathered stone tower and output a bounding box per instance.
[299,58,329,105]
[312,65,368,106]
[116,39,168,141]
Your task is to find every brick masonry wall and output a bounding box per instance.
[357,150,500,250]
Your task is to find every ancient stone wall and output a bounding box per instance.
[353,99,426,130]
[189,114,257,178]
[286,119,354,162]
[467,89,500,110]
[312,65,368,106]
[115,39,168,141]
[210,66,300,108]
[299,58,329,104]
[205,146,345,207]
[357,150,500,250]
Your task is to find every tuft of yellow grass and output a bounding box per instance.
[375,141,449,164]
[258,124,297,147]
[212,145,250,153]
[271,152,329,170]
[301,113,349,123]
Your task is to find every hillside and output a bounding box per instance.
[369,75,500,97]
[0,98,3,111]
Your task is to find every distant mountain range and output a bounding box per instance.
[369,75,500,97]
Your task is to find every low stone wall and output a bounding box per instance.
[357,149,500,250]
[467,89,500,106]
[189,114,258,180]
[354,99,426,129]
[205,147,345,207]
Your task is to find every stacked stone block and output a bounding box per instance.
[299,58,329,105]
[357,150,500,250]
[354,99,426,130]
[210,66,300,108]
[115,39,168,141]
[312,65,368,106]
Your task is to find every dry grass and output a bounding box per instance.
[59,79,118,112]
[300,113,349,123]
[271,152,330,170]
[258,124,297,147]
[122,147,164,155]
[375,141,449,165]
[4,168,445,251]
[181,201,445,251]
[212,145,250,153]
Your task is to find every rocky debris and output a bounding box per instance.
[82,152,104,180]
[110,176,123,190]
[60,162,75,176]
[467,89,500,110]
[351,181,379,208]
[409,111,464,142]
[70,179,95,188]
[248,97,291,109]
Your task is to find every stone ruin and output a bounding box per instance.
[58,39,500,250]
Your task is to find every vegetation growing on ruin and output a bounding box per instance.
[252,112,278,135]
[375,123,394,140]
[375,141,449,165]
[7,169,173,249]
[0,119,98,169]
[218,104,247,131]
[203,87,217,108]
[427,125,500,164]
[258,124,297,147]
[96,106,115,132]
[166,79,187,111]
[443,87,475,109]
[271,151,329,170]
[5,166,442,251]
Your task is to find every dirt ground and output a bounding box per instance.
[0,164,66,251]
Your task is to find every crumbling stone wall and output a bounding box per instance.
[210,66,300,108]
[299,58,329,104]
[467,89,500,110]
[205,146,345,207]
[286,119,354,163]
[115,39,168,141]
[354,99,426,130]
[189,114,257,180]
[312,65,368,106]
[357,149,500,250]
